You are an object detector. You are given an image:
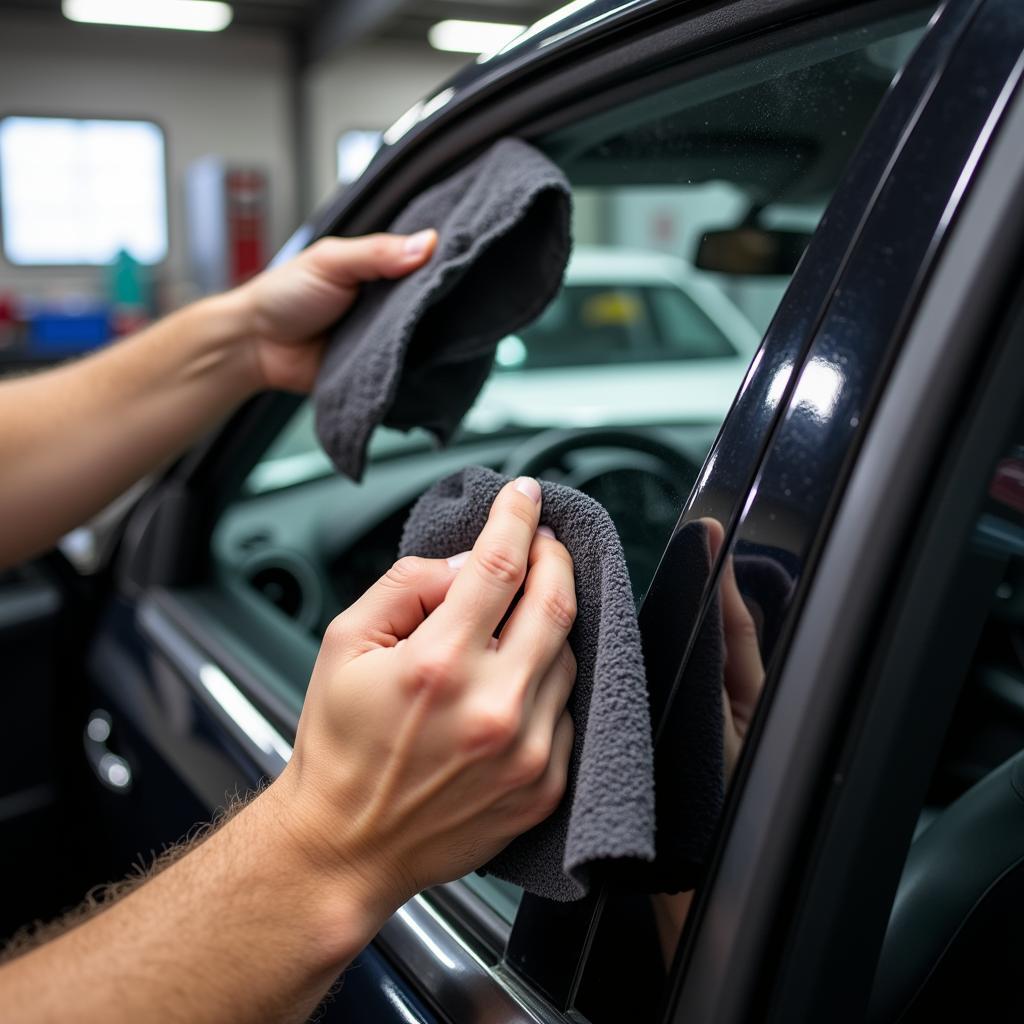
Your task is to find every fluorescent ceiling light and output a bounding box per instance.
[428,19,525,54]
[63,0,233,32]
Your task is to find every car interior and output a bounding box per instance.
[867,405,1024,1024]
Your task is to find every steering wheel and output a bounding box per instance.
[503,426,698,489]
[503,427,700,596]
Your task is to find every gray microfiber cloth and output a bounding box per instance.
[314,138,572,481]
[399,465,654,901]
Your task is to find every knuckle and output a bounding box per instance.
[475,544,525,588]
[538,770,567,816]
[406,648,461,698]
[308,236,335,258]
[463,704,520,755]
[558,644,577,679]
[382,556,424,589]
[369,234,393,260]
[506,739,549,788]
[731,606,760,644]
[538,587,577,632]
[548,539,574,568]
[322,613,351,649]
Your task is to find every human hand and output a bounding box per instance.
[276,477,576,939]
[235,230,437,393]
[702,519,763,779]
[650,521,764,965]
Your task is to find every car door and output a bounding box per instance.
[661,2,1024,1022]
[82,1,1004,1022]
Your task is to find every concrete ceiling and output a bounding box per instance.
[0,0,561,57]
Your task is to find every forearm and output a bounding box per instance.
[0,291,260,569]
[0,777,376,1024]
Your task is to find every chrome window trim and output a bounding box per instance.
[377,894,569,1024]
[137,599,292,778]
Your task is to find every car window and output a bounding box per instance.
[868,413,1024,1024]
[498,266,740,370]
[212,2,935,973]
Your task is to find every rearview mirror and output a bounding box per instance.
[695,227,813,276]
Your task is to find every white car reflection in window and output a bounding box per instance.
[247,245,762,494]
[467,245,761,433]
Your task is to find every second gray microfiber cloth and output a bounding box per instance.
[314,138,572,481]
[400,465,655,901]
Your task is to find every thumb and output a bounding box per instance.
[305,230,437,288]
[325,554,461,658]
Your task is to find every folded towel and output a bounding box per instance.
[399,465,653,901]
[314,138,572,481]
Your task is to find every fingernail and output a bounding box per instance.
[537,525,555,539]
[403,229,435,257]
[514,476,542,504]
[447,550,470,569]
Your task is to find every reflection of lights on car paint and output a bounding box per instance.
[478,0,611,61]
[380,977,426,1024]
[765,360,792,407]
[421,88,456,121]
[794,358,844,419]
[382,89,455,146]
[496,335,527,367]
[395,904,458,970]
[428,19,525,54]
[86,715,111,743]
[538,1,646,51]
[696,448,718,492]
[197,663,293,766]
[383,103,424,147]
[336,130,382,185]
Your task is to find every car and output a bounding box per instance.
[4,1,1024,1023]
[478,245,762,431]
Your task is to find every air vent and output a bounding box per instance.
[247,564,304,619]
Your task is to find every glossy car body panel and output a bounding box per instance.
[665,2,1024,1021]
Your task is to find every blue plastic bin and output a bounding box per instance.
[28,308,111,355]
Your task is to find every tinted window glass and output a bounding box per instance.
[212,3,935,973]
[870,416,1024,1023]
[500,280,737,369]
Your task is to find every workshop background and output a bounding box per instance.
[0,0,560,361]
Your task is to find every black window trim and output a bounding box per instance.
[671,35,1024,1022]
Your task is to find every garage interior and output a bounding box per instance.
[0,0,556,358]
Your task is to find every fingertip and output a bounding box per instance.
[447,550,471,570]
[513,476,542,504]
[402,228,437,260]
[537,525,556,539]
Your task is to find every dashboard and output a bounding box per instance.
[213,424,718,637]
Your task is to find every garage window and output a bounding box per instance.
[0,116,168,266]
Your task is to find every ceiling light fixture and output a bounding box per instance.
[62,0,233,32]
[427,19,525,55]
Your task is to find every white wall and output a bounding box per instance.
[0,14,296,305]
[304,40,467,210]
[0,17,470,307]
